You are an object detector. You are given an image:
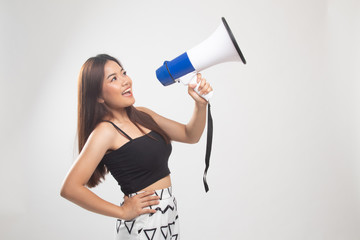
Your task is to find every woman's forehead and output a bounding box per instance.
[103,61,122,79]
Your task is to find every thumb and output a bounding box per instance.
[188,83,197,89]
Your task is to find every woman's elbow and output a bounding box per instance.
[60,185,70,199]
[60,183,79,199]
[187,137,200,144]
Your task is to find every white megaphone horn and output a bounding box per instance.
[155,17,246,101]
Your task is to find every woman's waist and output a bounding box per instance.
[128,175,172,199]
[128,186,173,201]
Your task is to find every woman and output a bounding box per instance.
[60,54,212,240]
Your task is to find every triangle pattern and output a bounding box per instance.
[144,228,157,240]
[160,225,168,239]
[124,220,135,234]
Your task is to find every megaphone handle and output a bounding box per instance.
[180,72,214,101]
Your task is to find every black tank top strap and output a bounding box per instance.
[102,120,133,141]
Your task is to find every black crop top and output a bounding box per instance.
[101,121,172,195]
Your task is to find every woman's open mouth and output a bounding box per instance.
[122,88,132,97]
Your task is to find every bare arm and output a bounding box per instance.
[60,122,159,220]
[138,73,212,144]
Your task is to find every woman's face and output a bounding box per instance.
[100,60,135,109]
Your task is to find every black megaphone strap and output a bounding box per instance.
[203,102,213,192]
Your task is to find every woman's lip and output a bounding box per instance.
[122,91,133,97]
[122,87,131,94]
[122,88,132,95]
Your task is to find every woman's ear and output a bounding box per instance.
[97,97,105,103]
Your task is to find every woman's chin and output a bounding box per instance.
[124,97,135,107]
[129,96,135,105]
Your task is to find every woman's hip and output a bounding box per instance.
[115,186,180,240]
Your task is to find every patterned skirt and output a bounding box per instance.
[115,187,180,240]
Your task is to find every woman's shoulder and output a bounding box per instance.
[79,122,118,159]
[91,121,118,141]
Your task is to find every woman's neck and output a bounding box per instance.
[107,107,131,123]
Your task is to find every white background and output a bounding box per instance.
[1,0,359,239]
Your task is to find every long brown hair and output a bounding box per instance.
[77,54,170,188]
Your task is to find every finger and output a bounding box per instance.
[196,73,202,83]
[142,208,157,215]
[205,85,213,95]
[137,190,155,198]
[198,78,207,92]
[142,199,160,207]
[188,85,199,98]
[200,82,210,95]
[140,195,160,203]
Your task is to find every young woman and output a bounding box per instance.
[60,54,212,240]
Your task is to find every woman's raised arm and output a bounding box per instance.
[138,73,212,144]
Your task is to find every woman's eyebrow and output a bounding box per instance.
[107,68,123,79]
[107,73,116,79]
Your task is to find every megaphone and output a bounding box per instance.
[156,17,246,101]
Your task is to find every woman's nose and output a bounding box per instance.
[121,77,130,87]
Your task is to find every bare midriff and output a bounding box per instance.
[140,175,172,192]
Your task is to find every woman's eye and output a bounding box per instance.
[123,71,127,76]
[111,76,117,82]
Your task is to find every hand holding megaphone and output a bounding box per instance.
[180,72,213,101]
[184,72,213,102]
